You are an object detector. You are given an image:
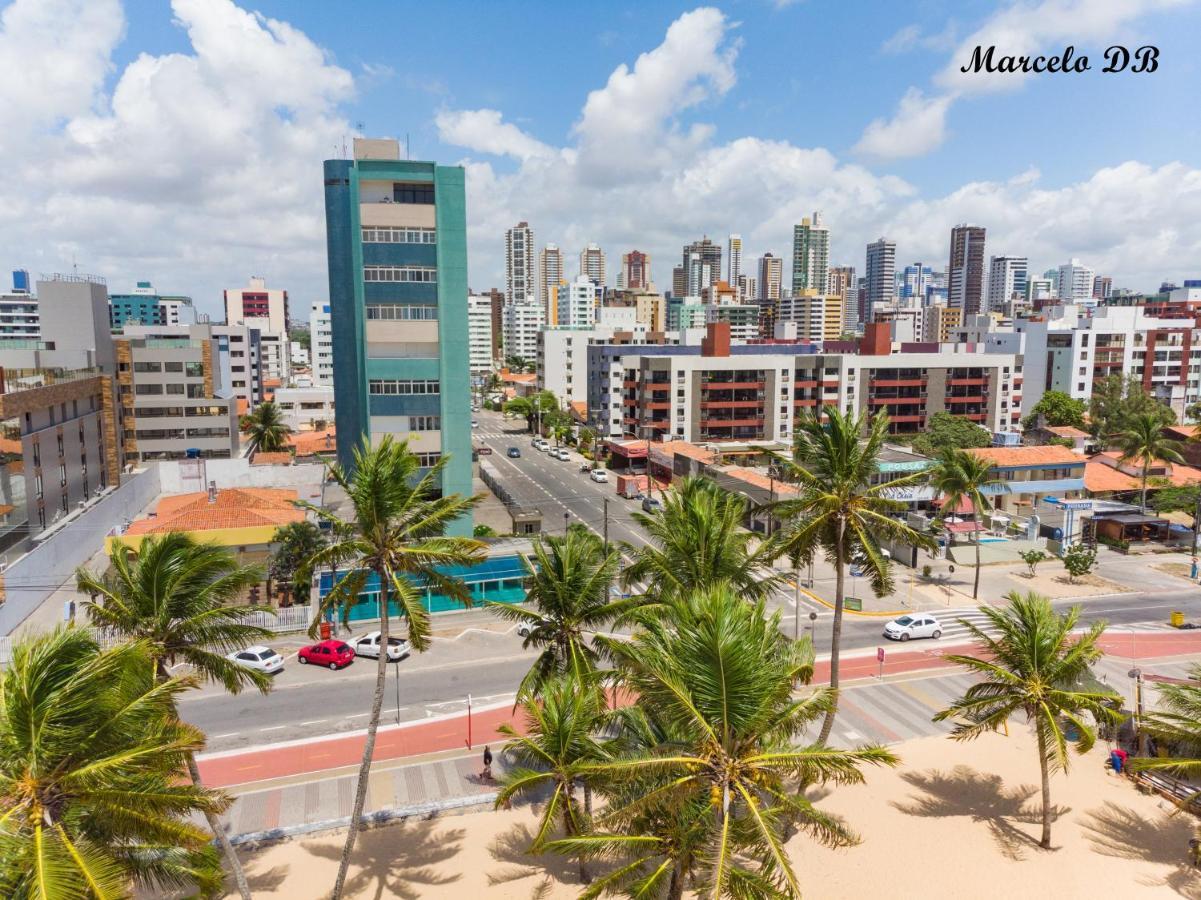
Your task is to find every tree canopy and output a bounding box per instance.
[1022,390,1086,430]
[911,412,992,457]
[1088,374,1175,442]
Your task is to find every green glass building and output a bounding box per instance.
[323,138,472,534]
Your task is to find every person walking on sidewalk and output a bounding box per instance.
[482,745,493,781]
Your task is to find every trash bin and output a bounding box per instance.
[1171,611,1185,628]
[320,620,332,640]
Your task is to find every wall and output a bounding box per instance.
[0,464,162,635]
[155,456,326,501]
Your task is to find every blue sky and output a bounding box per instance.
[2,0,1199,316]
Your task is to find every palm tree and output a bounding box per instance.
[76,531,270,900]
[1132,664,1201,781]
[485,524,627,701]
[303,436,485,900]
[1114,411,1185,512]
[0,628,228,898]
[622,476,783,606]
[269,519,328,605]
[928,446,1004,600]
[243,400,292,452]
[580,585,898,896]
[770,407,935,744]
[933,591,1122,849]
[495,675,608,884]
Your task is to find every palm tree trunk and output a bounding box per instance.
[817,530,846,745]
[973,533,981,600]
[187,751,253,900]
[1141,466,1149,514]
[668,862,684,900]
[1036,727,1053,849]
[331,569,392,900]
[564,786,589,884]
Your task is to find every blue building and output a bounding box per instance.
[108,282,195,332]
[322,138,472,534]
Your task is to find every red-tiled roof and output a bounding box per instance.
[125,487,303,536]
[1084,462,1139,493]
[721,466,799,497]
[967,446,1082,467]
[288,427,336,457]
[1093,452,1201,487]
[1043,425,1089,439]
[251,451,293,466]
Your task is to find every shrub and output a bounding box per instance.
[1062,543,1098,583]
[1019,549,1049,578]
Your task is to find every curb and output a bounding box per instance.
[790,580,908,618]
[227,791,497,847]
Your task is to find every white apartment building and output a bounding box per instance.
[775,292,844,341]
[309,302,333,387]
[540,244,563,317]
[1026,276,1057,304]
[0,279,39,338]
[1057,259,1096,305]
[467,294,495,375]
[225,275,289,334]
[865,238,896,306]
[290,340,310,367]
[757,254,783,302]
[987,256,1028,311]
[555,276,598,327]
[579,243,606,287]
[505,222,536,303]
[503,301,545,362]
[273,385,335,431]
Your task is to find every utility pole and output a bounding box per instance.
[603,497,610,553]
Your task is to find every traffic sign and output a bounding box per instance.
[877,647,885,663]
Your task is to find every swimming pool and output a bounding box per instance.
[977,536,1009,544]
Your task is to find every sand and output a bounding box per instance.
[234,728,1201,899]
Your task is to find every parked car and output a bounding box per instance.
[641,496,663,513]
[507,447,521,458]
[589,468,609,483]
[554,447,570,461]
[351,631,412,661]
[471,420,479,428]
[476,445,493,455]
[226,645,284,675]
[541,443,555,454]
[517,620,545,638]
[883,614,943,642]
[297,640,356,669]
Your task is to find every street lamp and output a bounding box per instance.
[564,511,570,534]
[1128,667,1148,756]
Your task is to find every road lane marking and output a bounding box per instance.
[260,725,287,732]
[300,720,327,726]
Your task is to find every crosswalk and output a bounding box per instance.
[905,607,1175,646]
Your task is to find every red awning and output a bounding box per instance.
[933,495,975,514]
[945,520,987,534]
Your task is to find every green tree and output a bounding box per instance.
[473,523,498,538]
[622,476,783,606]
[578,586,897,897]
[1022,390,1086,430]
[1130,662,1201,781]
[1150,483,1201,528]
[928,447,1004,601]
[911,411,992,457]
[1114,411,1186,512]
[771,407,935,744]
[76,532,269,899]
[486,525,626,701]
[504,390,559,434]
[578,427,596,453]
[291,328,311,351]
[495,675,609,884]
[1062,543,1097,583]
[303,437,485,900]
[269,520,327,604]
[0,628,228,898]
[1089,374,1176,443]
[243,400,292,452]
[1187,401,1201,424]
[1020,549,1049,578]
[933,592,1121,848]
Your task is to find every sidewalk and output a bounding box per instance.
[201,630,1201,841]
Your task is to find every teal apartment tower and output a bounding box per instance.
[323,138,472,534]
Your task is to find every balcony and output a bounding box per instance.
[888,414,925,424]
[645,383,671,393]
[701,380,764,390]
[643,420,670,431]
[622,379,639,389]
[644,401,671,411]
[869,396,925,405]
[700,399,763,410]
[946,377,988,387]
[794,379,818,389]
[699,417,765,428]
[945,395,985,404]
[871,378,925,388]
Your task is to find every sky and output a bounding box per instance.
[1,0,1199,321]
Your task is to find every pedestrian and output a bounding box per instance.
[482,744,493,781]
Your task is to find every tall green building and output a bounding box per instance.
[323,138,472,534]
[791,211,830,295]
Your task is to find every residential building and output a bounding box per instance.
[224,275,289,334]
[757,253,783,301]
[671,265,687,298]
[899,263,933,304]
[538,319,662,406]
[505,221,536,303]
[579,243,606,288]
[1093,275,1113,300]
[273,385,335,431]
[736,274,757,306]
[115,323,238,461]
[987,255,1028,312]
[948,224,987,316]
[683,237,721,295]
[1026,275,1057,305]
[503,300,545,362]
[556,275,598,327]
[467,294,495,374]
[865,239,896,307]
[0,271,40,339]
[619,250,651,291]
[109,281,196,332]
[827,265,856,331]
[539,244,563,317]
[965,446,1085,515]
[309,302,333,387]
[726,235,742,287]
[775,292,844,341]
[1057,258,1096,304]
[610,289,666,332]
[322,138,472,527]
[791,212,829,294]
[922,304,963,343]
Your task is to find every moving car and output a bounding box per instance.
[507,447,521,458]
[883,614,943,642]
[227,645,285,674]
[476,445,493,455]
[471,420,479,428]
[351,632,412,661]
[297,640,356,669]
[641,496,662,513]
[554,447,570,461]
[589,468,609,483]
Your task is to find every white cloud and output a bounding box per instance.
[853,89,953,160]
[881,22,959,55]
[434,109,556,162]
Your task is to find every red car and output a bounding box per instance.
[297,640,355,670]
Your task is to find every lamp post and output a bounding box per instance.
[1128,667,1147,757]
[564,511,570,535]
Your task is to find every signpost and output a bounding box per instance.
[877,646,885,680]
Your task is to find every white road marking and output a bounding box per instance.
[259,725,287,732]
[299,720,327,726]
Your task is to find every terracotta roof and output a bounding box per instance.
[1164,424,1201,441]
[650,440,716,464]
[500,372,536,384]
[933,495,975,514]
[569,401,587,422]
[0,436,20,455]
[126,487,303,536]
[1084,462,1139,493]
[1043,425,1088,439]
[967,446,1082,468]
[1093,452,1201,487]
[288,427,336,457]
[721,466,799,497]
[251,451,293,466]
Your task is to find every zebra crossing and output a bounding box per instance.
[916,608,1175,646]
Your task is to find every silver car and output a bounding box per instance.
[227,645,285,674]
[351,631,412,660]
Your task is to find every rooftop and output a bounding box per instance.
[967,445,1083,468]
[124,487,303,536]
[288,427,336,457]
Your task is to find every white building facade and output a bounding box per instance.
[309,302,333,387]
[467,294,495,375]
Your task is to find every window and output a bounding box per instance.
[187,384,208,398]
[166,383,185,395]
[164,361,183,372]
[365,305,438,321]
[32,441,39,467]
[61,493,68,514]
[59,462,66,487]
[56,434,63,456]
[392,183,434,204]
[360,226,437,244]
[185,362,204,377]
[367,380,441,395]
[362,266,437,283]
[34,474,42,499]
[133,361,162,373]
[415,452,442,467]
[408,416,441,431]
[135,384,163,395]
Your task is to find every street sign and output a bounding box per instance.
[845,597,863,612]
[877,647,885,663]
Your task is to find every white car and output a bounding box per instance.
[227,645,285,674]
[883,614,943,642]
[554,448,570,461]
[351,632,412,661]
[589,468,609,483]
[542,442,555,454]
[516,620,543,638]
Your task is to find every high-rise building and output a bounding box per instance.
[505,221,536,304]
[791,212,829,294]
[671,266,687,298]
[682,237,721,295]
[322,138,472,532]
[736,274,757,306]
[827,265,856,331]
[502,301,545,362]
[310,301,333,386]
[480,287,504,360]
[1057,258,1096,304]
[898,264,933,305]
[619,250,651,291]
[579,243,606,288]
[1026,276,1057,305]
[467,294,494,375]
[224,276,289,334]
[727,234,742,286]
[109,281,195,332]
[987,255,1028,311]
[0,270,40,339]
[757,253,783,301]
[539,244,563,317]
[1093,275,1113,300]
[947,224,986,316]
[865,239,896,308]
[556,276,599,327]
